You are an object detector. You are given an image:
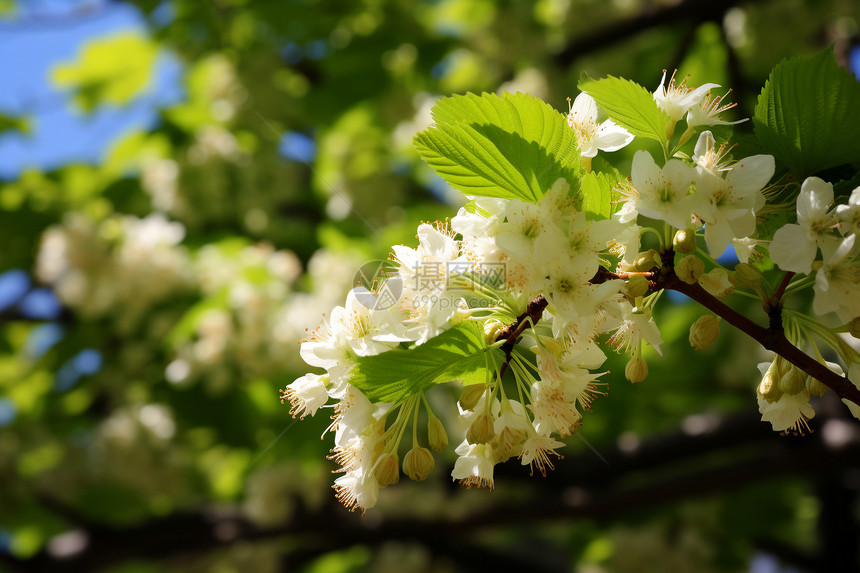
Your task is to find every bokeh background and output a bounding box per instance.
[0,1,859,572]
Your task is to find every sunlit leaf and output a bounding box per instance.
[52,33,159,112]
[578,75,671,144]
[414,91,582,203]
[754,47,860,178]
[350,322,497,403]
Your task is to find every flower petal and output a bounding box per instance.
[769,223,817,274]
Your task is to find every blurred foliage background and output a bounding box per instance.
[0,0,859,572]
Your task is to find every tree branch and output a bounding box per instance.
[590,257,860,407]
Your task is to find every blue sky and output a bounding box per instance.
[0,0,183,179]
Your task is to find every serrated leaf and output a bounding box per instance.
[349,322,497,403]
[753,47,860,178]
[591,156,625,216]
[414,92,582,204]
[578,76,671,144]
[581,172,612,220]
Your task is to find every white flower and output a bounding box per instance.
[769,177,839,274]
[495,200,548,261]
[813,234,860,321]
[630,150,696,229]
[835,186,860,236]
[690,132,774,257]
[685,89,746,129]
[331,435,381,514]
[528,379,582,437]
[609,306,663,356]
[281,373,328,419]
[732,237,767,264]
[451,440,495,489]
[653,70,720,123]
[330,288,405,357]
[567,93,634,158]
[520,434,564,476]
[757,392,814,435]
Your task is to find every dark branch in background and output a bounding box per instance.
[553,0,751,67]
[6,405,859,573]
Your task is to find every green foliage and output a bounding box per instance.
[754,47,860,178]
[580,170,613,219]
[349,322,496,403]
[578,75,671,145]
[413,91,582,204]
[51,33,159,112]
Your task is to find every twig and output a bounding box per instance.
[497,295,548,378]
[590,256,860,407]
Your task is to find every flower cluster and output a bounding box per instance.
[285,72,860,513]
[37,213,193,329]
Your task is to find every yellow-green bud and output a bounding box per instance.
[848,317,860,339]
[626,275,650,298]
[689,315,720,350]
[466,413,495,444]
[427,416,449,452]
[779,366,806,395]
[676,255,705,284]
[483,320,506,344]
[806,375,828,397]
[459,385,487,411]
[625,357,649,383]
[402,446,435,481]
[634,249,659,272]
[758,361,783,402]
[774,355,791,378]
[729,263,762,290]
[673,229,697,253]
[373,453,400,487]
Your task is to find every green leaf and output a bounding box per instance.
[349,322,497,403]
[578,75,671,144]
[753,47,860,178]
[414,91,582,204]
[581,171,612,220]
[0,114,30,135]
[51,33,158,112]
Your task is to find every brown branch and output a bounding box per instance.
[770,271,795,307]
[591,256,860,407]
[497,295,548,378]
[663,274,860,406]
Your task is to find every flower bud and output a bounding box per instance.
[373,453,400,487]
[779,365,806,395]
[402,446,435,481]
[427,416,449,451]
[459,385,486,411]
[848,317,860,339]
[675,255,705,284]
[484,320,506,344]
[729,263,762,290]
[689,315,720,350]
[774,355,791,378]
[634,249,659,272]
[673,229,696,253]
[806,375,828,397]
[758,361,783,403]
[625,357,648,383]
[626,275,650,298]
[466,413,495,444]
